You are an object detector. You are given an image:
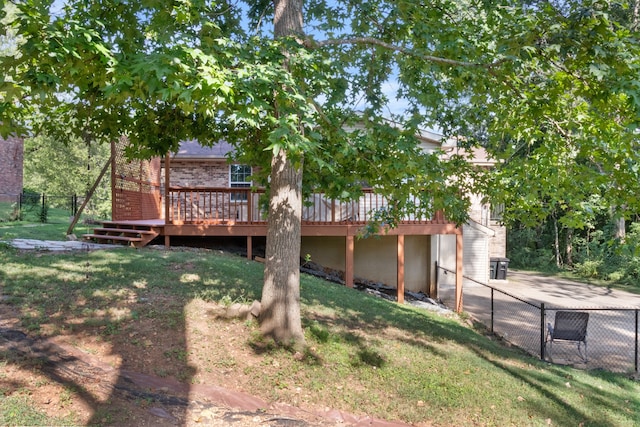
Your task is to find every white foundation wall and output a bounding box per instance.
[434,224,490,288]
[434,235,458,288]
[301,235,431,293]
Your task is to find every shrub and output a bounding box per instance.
[573,260,603,279]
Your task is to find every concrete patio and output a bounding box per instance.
[441,270,640,372]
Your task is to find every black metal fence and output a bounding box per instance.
[0,192,90,222]
[18,192,83,215]
[436,264,640,374]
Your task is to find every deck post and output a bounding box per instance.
[397,234,405,304]
[164,153,171,249]
[455,231,463,313]
[247,236,252,260]
[164,154,170,223]
[345,235,354,288]
[331,199,336,223]
[111,140,116,220]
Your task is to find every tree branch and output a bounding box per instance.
[305,37,501,69]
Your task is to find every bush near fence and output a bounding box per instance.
[437,265,640,374]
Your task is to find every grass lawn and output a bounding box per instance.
[1,242,639,426]
[0,204,99,242]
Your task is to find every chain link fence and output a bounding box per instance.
[437,264,640,374]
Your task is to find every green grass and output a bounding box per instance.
[0,394,77,426]
[1,245,639,426]
[0,202,18,223]
[0,205,98,242]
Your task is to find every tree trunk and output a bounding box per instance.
[614,217,626,242]
[565,228,573,267]
[259,0,305,345]
[553,213,561,268]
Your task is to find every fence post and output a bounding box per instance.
[540,303,546,360]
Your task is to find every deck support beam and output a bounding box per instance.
[247,236,252,260]
[397,235,405,304]
[345,235,354,288]
[164,154,170,224]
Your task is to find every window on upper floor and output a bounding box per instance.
[230,164,251,201]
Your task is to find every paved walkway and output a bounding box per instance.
[7,238,121,251]
[491,270,640,309]
[442,270,640,372]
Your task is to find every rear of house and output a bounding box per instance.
[97,133,505,309]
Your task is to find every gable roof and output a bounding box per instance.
[172,130,495,167]
[171,140,234,159]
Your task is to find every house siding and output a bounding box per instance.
[462,224,489,286]
[0,136,24,202]
[301,235,431,293]
[489,221,507,258]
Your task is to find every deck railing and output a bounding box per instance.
[167,187,437,225]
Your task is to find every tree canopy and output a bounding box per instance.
[2,0,639,226]
[2,0,639,342]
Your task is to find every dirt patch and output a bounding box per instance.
[0,292,410,426]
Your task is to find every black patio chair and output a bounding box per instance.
[545,311,589,363]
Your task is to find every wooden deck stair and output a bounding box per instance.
[83,221,162,248]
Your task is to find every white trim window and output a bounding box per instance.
[230,164,251,201]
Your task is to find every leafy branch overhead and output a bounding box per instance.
[2,0,639,228]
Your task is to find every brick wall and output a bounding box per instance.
[164,160,230,187]
[0,136,24,202]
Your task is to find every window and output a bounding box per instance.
[230,164,251,201]
[490,203,504,222]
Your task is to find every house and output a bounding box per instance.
[0,136,24,203]
[86,134,507,312]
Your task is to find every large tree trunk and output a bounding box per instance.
[260,0,305,345]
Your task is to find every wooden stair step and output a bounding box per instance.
[83,234,143,242]
[100,221,160,229]
[84,220,163,248]
[92,228,157,235]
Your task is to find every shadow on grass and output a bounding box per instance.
[468,344,640,426]
[2,246,639,426]
[0,248,197,425]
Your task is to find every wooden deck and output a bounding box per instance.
[84,215,459,242]
[87,187,464,310]
[87,187,461,248]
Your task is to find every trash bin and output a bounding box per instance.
[489,259,498,279]
[493,257,510,280]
